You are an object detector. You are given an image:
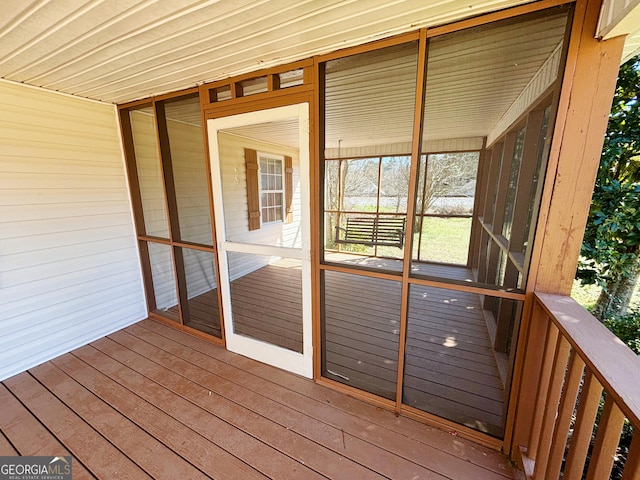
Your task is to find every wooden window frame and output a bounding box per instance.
[118,89,226,346]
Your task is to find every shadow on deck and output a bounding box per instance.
[170,255,505,437]
[0,320,515,479]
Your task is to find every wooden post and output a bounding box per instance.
[528,0,626,295]
[507,0,626,460]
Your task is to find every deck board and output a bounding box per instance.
[0,384,94,479]
[3,373,151,479]
[164,258,504,436]
[131,320,514,479]
[90,335,388,480]
[0,320,513,480]
[29,362,213,480]
[0,320,515,480]
[59,346,295,480]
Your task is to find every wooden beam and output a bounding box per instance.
[529,0,626,295]
[155,100,190,325]
[508,0,626,459]
[426,0,574,38]
[396,27,428,414]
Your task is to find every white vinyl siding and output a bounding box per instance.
[130,109,169,238]
[0,80,146,381]
[217,132,301,280]
[169,118,212,246]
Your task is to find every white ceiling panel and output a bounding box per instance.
[1,0,541,104]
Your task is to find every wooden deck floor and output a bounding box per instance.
[0,320,516,480]
[322,269,504,437]
[168,260,303,352]
[167,257,504,437]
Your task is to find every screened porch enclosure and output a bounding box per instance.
[119,2,572,441]
[319,5,570,438]
[126,99,309,357]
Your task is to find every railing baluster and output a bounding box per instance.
[534,335,571,478]
[545,351,586,480]
[586,395,626,480]
[516,294,640,480]
[528,318,560,459]
[622,433,640,480]
[564,370,604,480]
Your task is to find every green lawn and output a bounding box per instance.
[412,217,471,265]
[571,278,640,311]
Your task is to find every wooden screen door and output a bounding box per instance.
[208,103,312,378]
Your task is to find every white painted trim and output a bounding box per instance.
[223,241,303,259]
[0,77,112,106]
[208,103,312,378]
[597,0,640,39]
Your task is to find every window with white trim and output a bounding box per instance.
[258,152,285,224]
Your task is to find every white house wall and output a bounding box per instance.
[217,131,301,280]
[130,109,168,237]
[0,80,146,381]
[168,118,217,302]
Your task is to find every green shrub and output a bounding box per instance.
[603,309,640,354]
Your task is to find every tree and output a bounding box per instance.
[419,152,479,215]
[577,54,640,320]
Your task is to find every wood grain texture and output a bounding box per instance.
[1,320,516,480]
[322,269,505,436]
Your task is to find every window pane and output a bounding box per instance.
[278,69,304,88]
[130,106,169,238]
[325,160,340,211]
[341,158,380,211]
[502,128,526,240]
[163,94,213,246]
[412,7,569,291]
[403,285,522,437]
[227,253,303,352]
[217,119,300,247]
[237,76,268,96]
[380,156,410,214]
[323,42,418,273]
[412,152,479,269]
[522,106,552,255]
[413,216,473,266]
[147,242,177,320]
[181,248,222,338]
[322,270,401,400]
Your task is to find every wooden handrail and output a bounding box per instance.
[518,293,640,480]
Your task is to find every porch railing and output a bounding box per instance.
[517,293,640,480]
